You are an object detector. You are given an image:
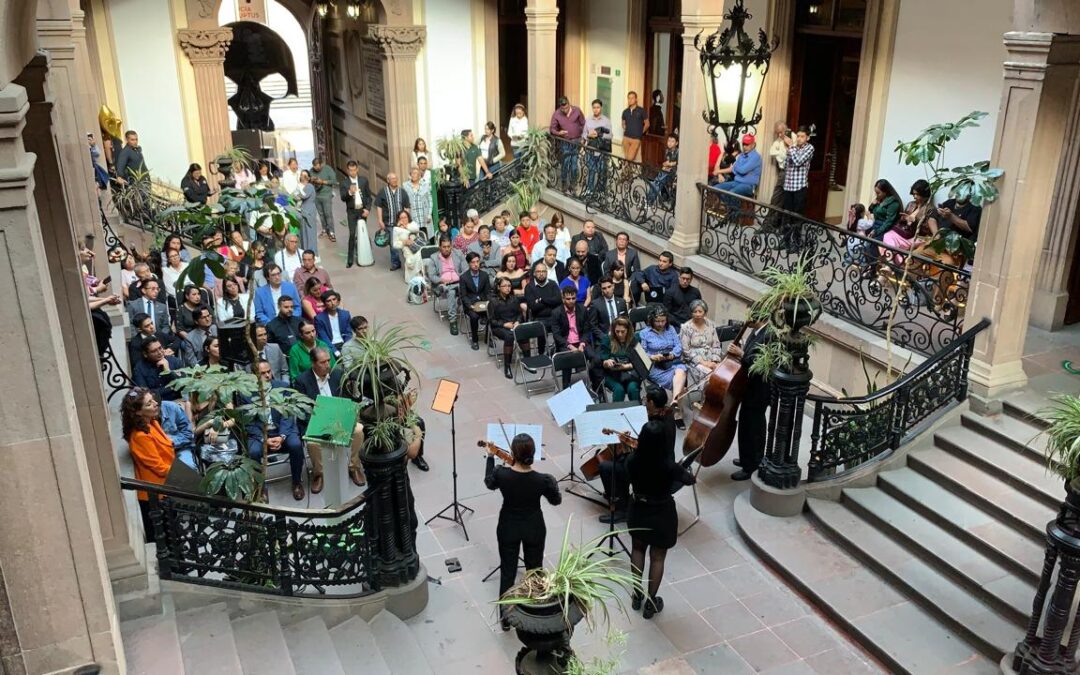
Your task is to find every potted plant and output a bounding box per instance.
[508,127,555,214]
[211,146,256,189]
[495,520,643,671]
[746,257,822,378]
[1041,394,1080,495]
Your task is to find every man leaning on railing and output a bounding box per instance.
[550,96,586,190]
[584,99,613,196]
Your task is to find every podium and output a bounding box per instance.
[303,395,360,508]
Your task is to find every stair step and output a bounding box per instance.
[329,616,391,675]
[908,447,1055,543]
[369,611,433,675]
[934,425,1063,509]
[734,493,995,674]
[1002,390,1055,429]
[283,616,346,675]
[809,498,1023,661]
[175,602,244,675]
[841,486,1032,626]
[878,467,1045,583]
[121,614,184,675]
[961,411,1047,464]
[231,611,297,675]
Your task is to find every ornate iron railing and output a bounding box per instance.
[546,135,676,239]
[461,159,524,219]
[698,184,971,355]
[805,318,989,481]
[120,478,382,598]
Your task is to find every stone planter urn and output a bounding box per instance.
[359,439,420,589]
[505,598,585,675]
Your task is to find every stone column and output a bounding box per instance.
[368,24,426,176]
[670,6,724,256]
[965,33,1080,403]
[756,0,794,203]
[0,73,121,674]
[525,0,558,120]
[177,27,234,168]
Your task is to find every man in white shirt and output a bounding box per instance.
[531,224,569,264]
[768,121,790,209]
[274,233,303,280]
[281,157,301,198]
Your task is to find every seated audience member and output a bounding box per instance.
[454,213,481,254]
[537,245,567,283]
[424,236,468,335]
[712,133,762,200]
[638,305,687,428]
[531,224,570,265]
[599,316,642,402]
[467,224,492,256]
[478,238,503,272]
[127,277,171,336]
[459,252,493,350]
[248,360,307,500]
[679,300,725,374]
[157,395,197,469]
[632,250,679,304]
[129,312,189,365]
[160,234,191,267]
[663,267,703,331]
[937,195,982,243]
[881,179,937,264]
[296,348,366,490]
[289,321,335,382]
[186,307,218,362]
[552,286,604,391]
[254,263,301,325]
[572,239,603,286]
[120,254,138,301]
[293,249,332,290]
[133,339,182,401]
[570,219,609,259]
[523,262,562,350]
[501,230,529,272]
[489,277,525,379]
[339,315,369,370]
[127,263,156,302]
[121,388,177,538]
[315,290,353,355]
[228,230,249,263]
[266,296,302,351]
[560,257,592,306]
[844,203,875,267]
[301,276,327,321]
[175,285,205,336]
[161,250,188,299]
[274,233,304,281]
[200,336,224,368]
[591,275,629,335]
[215,277,249,328]
[491,215,512,250]
[603,231,641,281]
[609,261,633,307]
[251,324,289,382]
[496,253,529,297]
[247,241,269,289]
[515,210,542,256]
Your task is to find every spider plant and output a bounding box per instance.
[496,517,643,631]
[1040,394,1080,483]
[747,256,820,331]
[562,630,626,675]
[342,322,429,410]
[436,134,469,183]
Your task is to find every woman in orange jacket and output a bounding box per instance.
[121,388,177,539]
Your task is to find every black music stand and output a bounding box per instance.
[424,379,474,540]
[590,403,641,559]
[547,382,604,501]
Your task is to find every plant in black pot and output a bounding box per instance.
[746,256,822,378]
[495,518,642,673]
[1041,394,1080,494]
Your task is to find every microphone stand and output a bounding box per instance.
[425,393,474,540]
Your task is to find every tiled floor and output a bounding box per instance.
[111,210,895,673]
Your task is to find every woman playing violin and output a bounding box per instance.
[484,433,561,630]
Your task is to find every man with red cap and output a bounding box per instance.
[712,133,762,200]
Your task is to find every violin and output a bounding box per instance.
[682,322,756,466]
[478,440,514,465]
[581,429,636,480]
[601,428,638,449]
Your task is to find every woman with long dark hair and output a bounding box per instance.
[489,277,524,379]
[160,234,191,268]
[496,253,528,297]
[201,336,222,367]
[881,179,939,264]
[181,163,211,204]
[869,178,903,239]
[121,388,177,539]
[484,433,561,630]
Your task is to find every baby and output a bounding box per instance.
[845,203,874,265]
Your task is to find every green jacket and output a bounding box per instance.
[870,195,901,239]
[288,339,336,382]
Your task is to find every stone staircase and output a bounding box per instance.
[736,388,1069,674]
[120,595,430,675]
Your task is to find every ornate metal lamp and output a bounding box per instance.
[345,0,361,19]
[695,0,776,145]
[315,0,331,19]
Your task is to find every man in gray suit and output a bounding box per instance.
[425,235,468,335]
[126,278,170,335]
[602,231,641,281]
[252,324,289,383]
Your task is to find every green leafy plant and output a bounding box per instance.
[562,630,626,675]
[747,256,819,329]
[509,127,555,214]
[199,455,264,502]
[436,134,469,184]
[496,518,644,631]
[215,145,256,170]
[1040,394,1080,483]
[747,340,795,379]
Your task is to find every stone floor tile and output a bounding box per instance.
[805,647,886,674]
[728,628,801,672]
[685,535,746,573]
[761,659,818,675]
[682,643,754,674]
[637,656,697,675]
[652,611,723,654]
[699,600,766,641]
[770,615,840,659]
[672,572,737,612]
[712,563,777,600]
[740,588,811,627]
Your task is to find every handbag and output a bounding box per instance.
[373,229,390,248]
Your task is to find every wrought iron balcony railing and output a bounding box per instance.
[460,158,525,220]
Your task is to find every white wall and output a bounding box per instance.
[108,0,191,183]
[584,0,629,142]
[874,0,1011,197]
[419,0,480,161]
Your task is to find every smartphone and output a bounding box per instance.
[102,275,112,285]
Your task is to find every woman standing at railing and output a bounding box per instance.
[508,104,529,158]
[121,388,177,540]
[480,122,506,176]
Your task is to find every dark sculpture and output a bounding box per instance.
[224,21,299,132]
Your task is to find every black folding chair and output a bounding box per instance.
[628,306,650,330]
[512,321,556,398]
[552,350,598,399]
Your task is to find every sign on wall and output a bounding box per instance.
[361,42,386,123]
[237,0,266,22]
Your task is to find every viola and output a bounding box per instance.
[478,440,514,465]
[682,322,755,466]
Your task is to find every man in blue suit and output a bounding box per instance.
[254,263,302,325]
[314,290,353,356]
[247,360,307,500]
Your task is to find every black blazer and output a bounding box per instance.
[339,174,371,215]
[603,248,641,280]
[294,368,344,401]
[552,305,601,351]
[574,253,603,285]
[459,270,492,305]
[740,325,773,411]
[590,295,628,335]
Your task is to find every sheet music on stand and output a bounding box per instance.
[546,381,593,427]
[486,424,544,461]
[573,406,649,447]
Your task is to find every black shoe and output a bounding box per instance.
[643,596,664,619]
[675,417,686,431]
[631,592,643,612]
[500,616,511,632]
[504,366,513,379]
[390,265,401,271]
[471,341,479,351]
[346,262,355,269]
[733,459,743,467]
[731,469,754,481]
[598,511,626,525]
[412,456,430,472]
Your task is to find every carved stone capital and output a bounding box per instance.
[367,25,426,58]
[178,27,234,64]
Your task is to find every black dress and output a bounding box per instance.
[485,457,562,597]
[489,294,522,343]
[627,420,693,549]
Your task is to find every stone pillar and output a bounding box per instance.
[525,0,558,121]
[756,0,794,203]
[0,73,121,674]
[670,6,724,256]
[368,24,426,176]
[965,33,1080,403]
[177,27,234,168]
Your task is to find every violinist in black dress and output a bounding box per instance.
[627,388,695,619]
[484,433,562,629]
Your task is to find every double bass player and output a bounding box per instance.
[732,323,772,481]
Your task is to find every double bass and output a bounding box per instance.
[580,429,637,480]
[682,322,756,466]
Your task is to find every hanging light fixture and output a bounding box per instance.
[315,0,331,19]
[695,0,776,145]
[346,0,361,19]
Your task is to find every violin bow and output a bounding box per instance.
[618,412,639,440]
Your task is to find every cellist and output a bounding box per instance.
[732,323,773,481]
